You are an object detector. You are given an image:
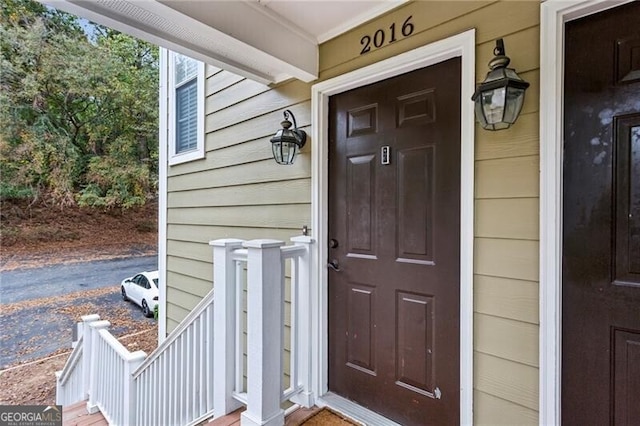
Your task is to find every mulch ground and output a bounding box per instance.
[0,198,158,272]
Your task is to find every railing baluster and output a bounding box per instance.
[292,256,299,394]
[235,259,244,394]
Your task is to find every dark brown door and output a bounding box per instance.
[563,3,640,425]
[328,58,461,425]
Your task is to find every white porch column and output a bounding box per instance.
[242,239,285,426]
[211,238,245,417]
[80,314,100,400]
[289,236,315,408]
[86,320,110,414]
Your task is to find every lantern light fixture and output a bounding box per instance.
[270,109,307,165]
[472,38,530,131]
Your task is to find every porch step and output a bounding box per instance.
[62,400,107,426]
[207,406,321,426]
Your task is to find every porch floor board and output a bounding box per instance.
[62,401,107,426]
[207,406,321,426]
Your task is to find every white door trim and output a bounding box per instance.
[310,29,475,425]
[539,1,635,424]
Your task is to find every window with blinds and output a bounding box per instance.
[174,54,198,154]
[166,50,204,166]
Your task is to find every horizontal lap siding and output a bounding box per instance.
[166,70,311,329]
[318,1,540,421]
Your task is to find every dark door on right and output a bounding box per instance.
[563,3,640,425]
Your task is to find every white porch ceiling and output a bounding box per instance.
[43,0,406,84]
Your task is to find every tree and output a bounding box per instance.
[0,0,158,209]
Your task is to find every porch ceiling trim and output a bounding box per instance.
[44,0,319,85]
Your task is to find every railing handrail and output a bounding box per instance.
[281,244,306,259]
[231,248,248,261]
[58,334,83,386]
[97,328,146,362]
[132,287,215,378]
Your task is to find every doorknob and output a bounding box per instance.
[328,259,341,272]
[329,238,339,248]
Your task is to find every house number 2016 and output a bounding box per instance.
[360,16,415,55]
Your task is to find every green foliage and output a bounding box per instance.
[77,156,150,209]
[153,304,158,321]
[0,182,34,200]
[0,0,158,209]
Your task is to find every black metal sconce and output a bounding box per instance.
[270,110,307,165]
[472,39,530,131]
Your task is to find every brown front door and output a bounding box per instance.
[328,58,461,425]
[563,3,640,425]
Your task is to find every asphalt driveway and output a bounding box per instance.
[0,256,158,368]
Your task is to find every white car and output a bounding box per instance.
[121,271,159,317]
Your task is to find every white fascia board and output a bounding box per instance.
[162,0,318,82]
[41,0,318,84]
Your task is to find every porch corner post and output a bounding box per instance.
[211,239,245,417]
[80,314,100,400]
[123,351,146,426]
[86,320,110,414]
[289,236,315,408]
[242,239,286,426]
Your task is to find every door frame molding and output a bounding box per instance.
[539,1,635,424]
[310,29,475,424]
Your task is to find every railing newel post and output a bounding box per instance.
[124,351,146,426]
[55,371,63,405]
[242,239,286,426]
[81,314,100,400]
[86,320,110,414]
[211,239,245,418]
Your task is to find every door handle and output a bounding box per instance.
[328,259,341,272]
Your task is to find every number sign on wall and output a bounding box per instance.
[360,16,415,55]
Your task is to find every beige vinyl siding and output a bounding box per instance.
[166,65,311,328]
[318,1,540,422]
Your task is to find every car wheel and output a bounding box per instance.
[142,300,152,317]
[121,286,128,301]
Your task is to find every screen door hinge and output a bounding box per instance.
[381,146,390,165]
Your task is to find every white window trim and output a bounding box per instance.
[539,1,635,424]
[310,29,475,425]
[167,50,205,166]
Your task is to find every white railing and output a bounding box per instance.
[87,322,146,426]
[55,314,100,406]
[132,289,215,426]
[55,236,313,426]
[55,335,84,406]
[211,236,315,426]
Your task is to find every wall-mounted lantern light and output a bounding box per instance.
[270,110,307,165]
[472,39,530,131]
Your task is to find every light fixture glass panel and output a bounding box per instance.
[504,87,526,123]
[481,87,506,125]
[272,141,299,165]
